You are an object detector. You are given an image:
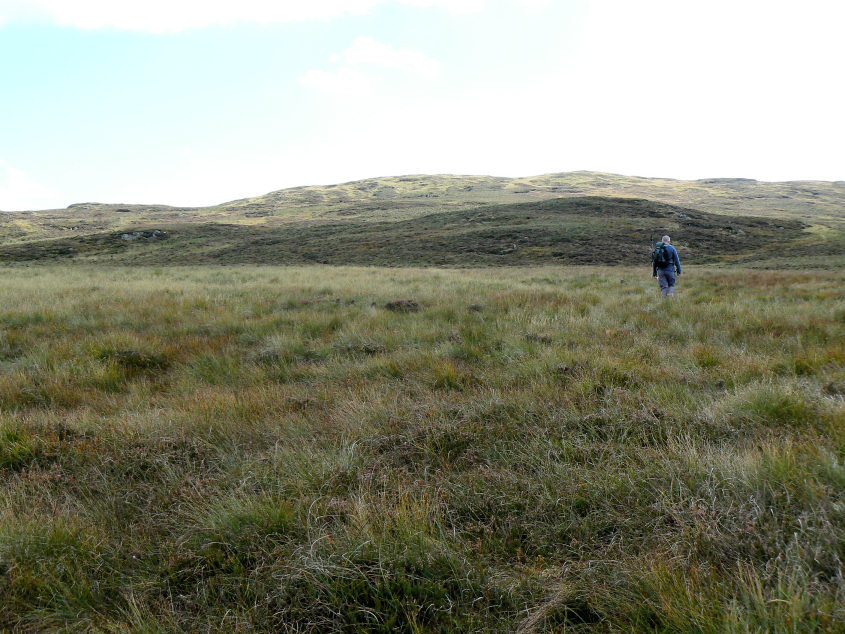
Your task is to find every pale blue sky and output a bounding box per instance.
[1,0,843,210]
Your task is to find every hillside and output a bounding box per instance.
[0,197,809,267]
[215,172,845,225]
[1,172,842,266]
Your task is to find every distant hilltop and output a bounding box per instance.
[210,171,845,224]
[2,171,843,221]
[0,171,842,269]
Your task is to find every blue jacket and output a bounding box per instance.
[653,243,681,275]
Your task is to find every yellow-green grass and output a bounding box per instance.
[0,265,843,632]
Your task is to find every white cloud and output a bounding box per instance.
[0,158,60,211]
[338,36,440,78]
[0,0,545,32]
[397,0,484,14]
[0,0,382,32]
[510,0,550,12]
[300,66,372,96]
[0,0,494,32]
[301,36,440,95]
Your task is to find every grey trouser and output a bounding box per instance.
[657,268,676,296]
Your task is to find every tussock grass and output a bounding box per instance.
[0,264,843,631]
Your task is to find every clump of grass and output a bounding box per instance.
[709,380,828,431]
[691,343,722,369]
[0,421,41,471]
[430,358,469,390]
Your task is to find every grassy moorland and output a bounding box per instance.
[2,172,844,249]
[0,264,843,632]
[0,198,810,268]
[212,172,845,226]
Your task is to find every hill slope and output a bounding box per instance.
[1,171,842,266]
[216,171,845,225]
[0,197,807,267]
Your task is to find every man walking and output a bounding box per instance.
[652,235,681,297]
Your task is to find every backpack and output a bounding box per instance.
[653,243,670,267]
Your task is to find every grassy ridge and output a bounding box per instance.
[216,172,845,224]
[1,265,843,631]
[0,197,808,266]
[3,171,844,245]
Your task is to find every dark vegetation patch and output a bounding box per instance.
[0,197,808,266]
[384,299,421,312]
[95,348,171,375]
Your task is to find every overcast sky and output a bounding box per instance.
[1,0,843,210]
